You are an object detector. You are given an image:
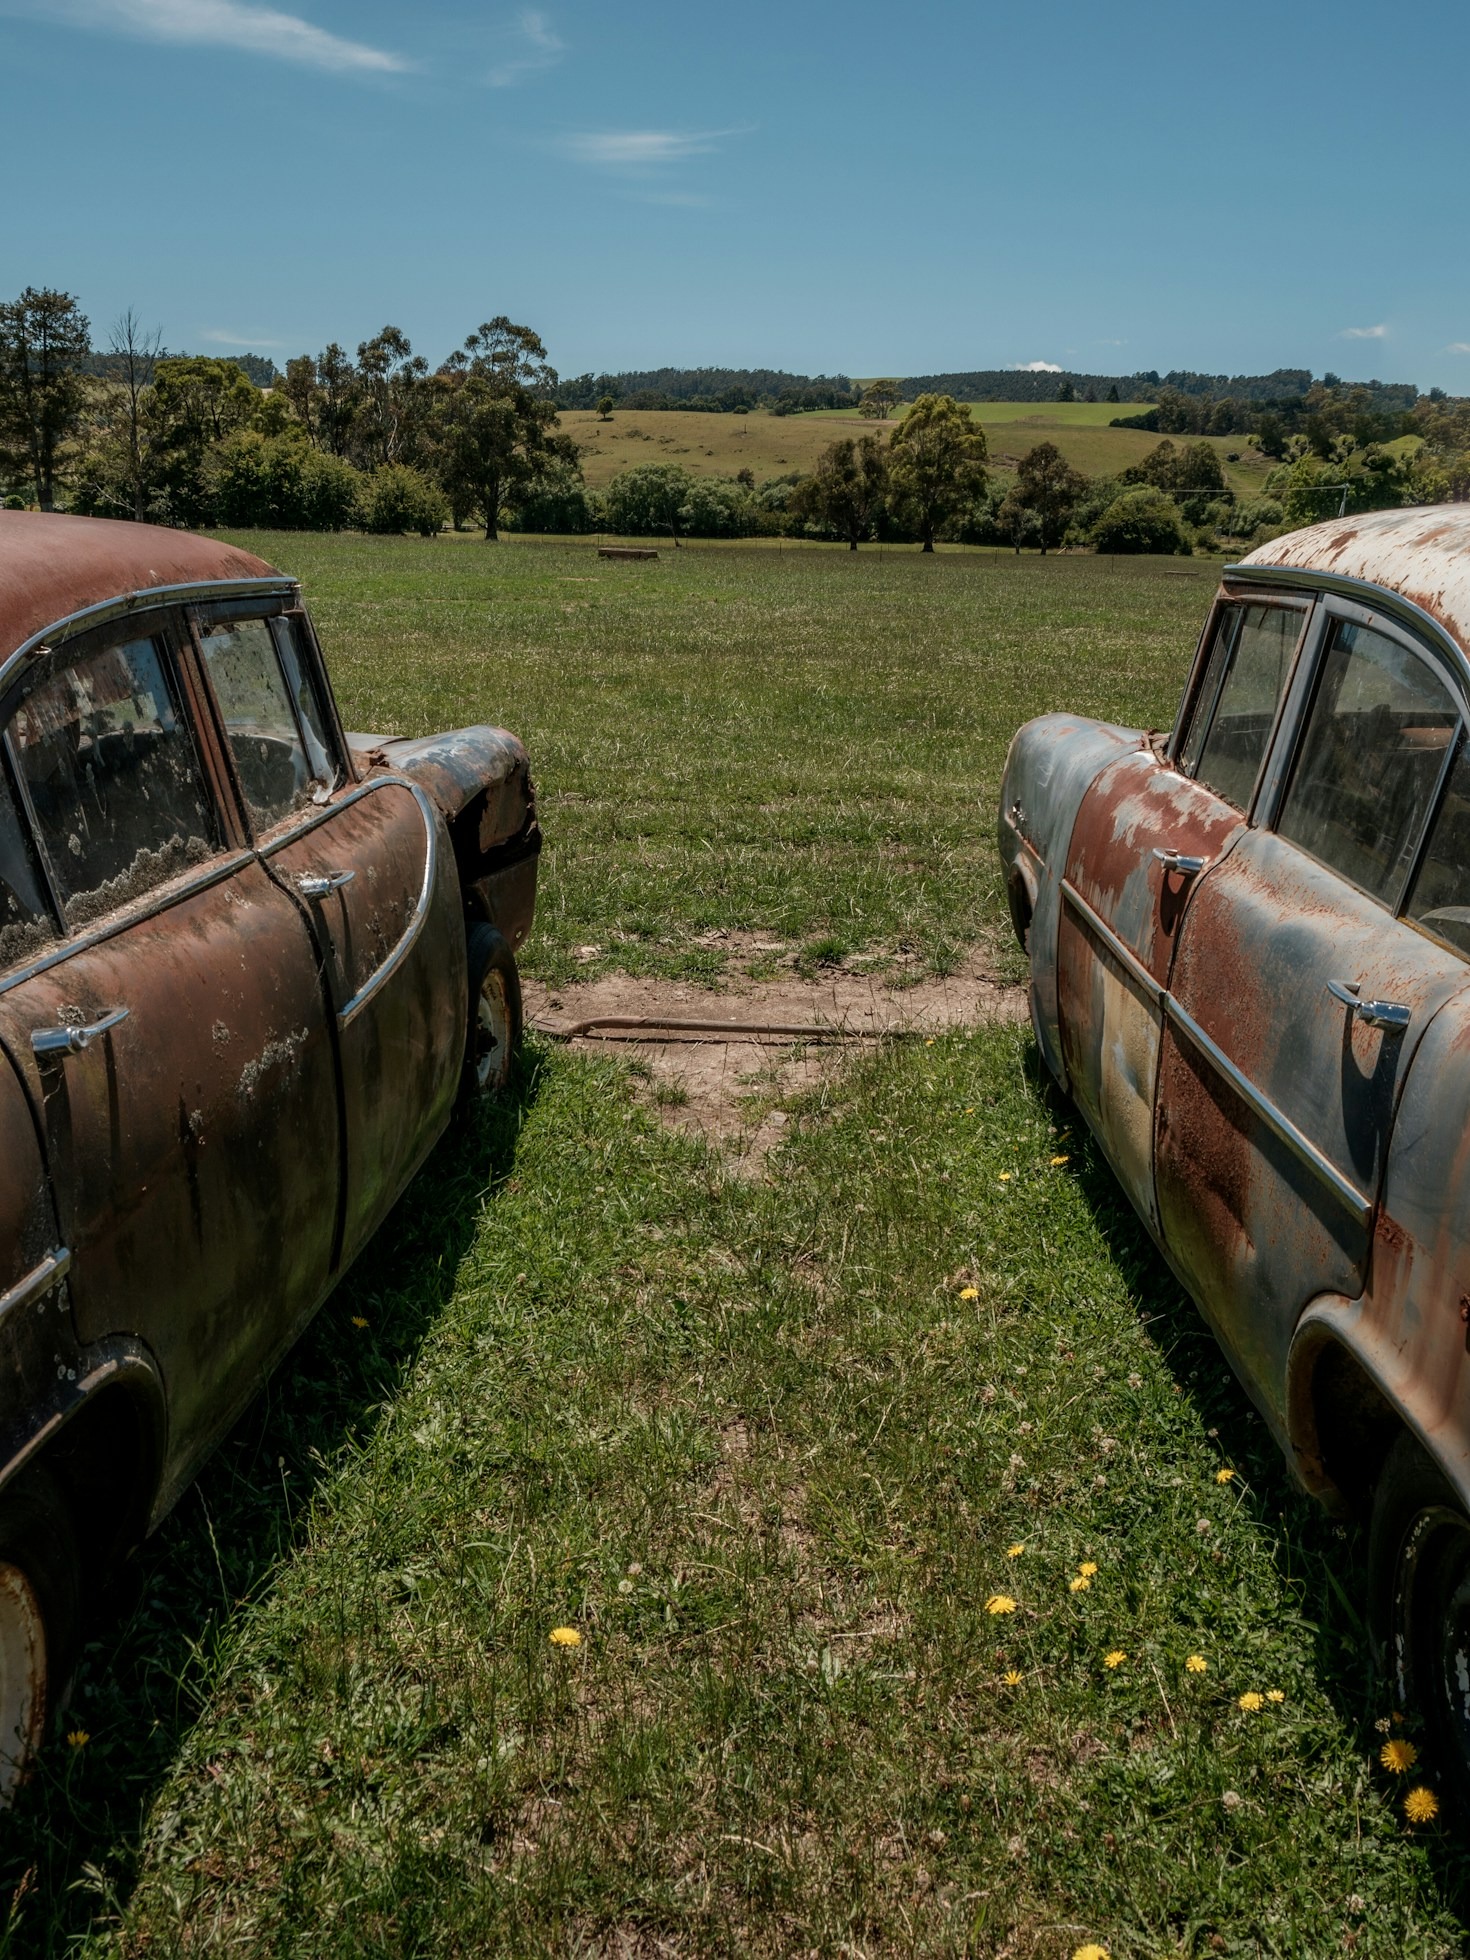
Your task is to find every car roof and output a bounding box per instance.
[0,511,284,662]
[1238,504,1470,653]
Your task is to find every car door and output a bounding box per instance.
[0,610,340,1492]
[1057,597,1310,1227]
[193,603,465,1270]
[1155,596,1470,1420]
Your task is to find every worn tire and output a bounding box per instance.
[1369,1428,1470,1812]
[458,923,523,1108]
[0,1468,80,1805]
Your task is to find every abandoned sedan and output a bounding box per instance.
[1001,505,1470,1799]
[0,512,539,1792]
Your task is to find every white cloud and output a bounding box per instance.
[1446,342,1470,355]
[200,328,285,347]
[1013,359,1063,373]
[1339,323,1389,340]
[9,0,409,74]
[560,128,740,168]
[487,8,562,86]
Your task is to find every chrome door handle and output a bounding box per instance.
[1153,847,1209,877]
[1327,979,1412,1031]
[31,1006,129,1059]
[296,869,356,900]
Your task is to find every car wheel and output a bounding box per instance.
[459,922,523,1106]
[1369,1428,1470,1810]
[0,1469,80,1804]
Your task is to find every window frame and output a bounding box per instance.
[187,595,349,843]
[1169,591,1313,819]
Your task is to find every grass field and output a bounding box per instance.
[4,537,1468,1956]
[562,405,1276,499]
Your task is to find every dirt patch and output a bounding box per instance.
[525,944,1026,1169]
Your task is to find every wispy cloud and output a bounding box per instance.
[1446,342,1470,355]
[1013,359,1063,373]
[200,328,285,347]
[7,0,409,74]
[560,127,743,168]
[487,8,562,86]
[1339,323,1388,340]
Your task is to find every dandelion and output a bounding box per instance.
[1006,1543,1025,1559]
[1104,1650,1127,1669]
[1078,1561,1098,1577]
[1237,1691,1264,1712]
[1001,1669,1024,1686]
[1069,1575,1091,1593]
[958,1285,980,1301]
[1381,1738,1419,1774]
[549,1626,582,1648]
[1221,1789,1242,1811]
[65,1729,88,1749]
[1050,1154,1071,1168]
[1374,1716,1393,1735]
[985,1594,1017,1616]
[351,1316,368,1329]
[1215,1467,1236,1484]
[1404,1785,1440,1825]
[1266,1690,1285,1704]
[998,1172,1013,1184]
[1185,1654,1208,1674]
[1072,1946,1110,1960]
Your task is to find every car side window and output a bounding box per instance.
[1178,603,1301,811]
[7,632,218,931]
[199,617,326,829]
[0,763,57,970]
[1277,618,1458,907]
[1406,739,1470,956]
[271,616,340,793]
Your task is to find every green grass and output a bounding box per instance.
[3,538,1467,1953]
[232,532,1219,988]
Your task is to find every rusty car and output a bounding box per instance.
[1001,505,1470,1798]
[0,511,539,1793]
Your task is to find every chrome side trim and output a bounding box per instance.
[0,578,298,697]
[261,775,440,1031]
[1060,878,1162,1005]
[1165,996,1373,1228]
[0,851,255,1002]
[0,1248,71,1322]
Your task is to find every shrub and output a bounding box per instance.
[602,464,695,536]
[1091,486,1192,555]
[506,465,601,535]
[207,432,364,530]
[360,465,447,537]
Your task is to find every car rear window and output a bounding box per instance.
[0,765,56,971]
[1179,603,1301,811]
[1278,619,1458,907]
[1407,738,1470,957]
[199,618,320,830]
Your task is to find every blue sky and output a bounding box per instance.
[3,0,1469,389]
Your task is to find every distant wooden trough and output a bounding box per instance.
[598,546,659,561]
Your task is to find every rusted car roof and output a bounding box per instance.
[0,512,281,661]
[1240,505,1470,651]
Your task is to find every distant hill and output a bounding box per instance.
[82,350,278,387]
[557,367,859,413]
[898,367,1419,412]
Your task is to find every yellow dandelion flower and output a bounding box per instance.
[1215,1467,1236,1484]
[548,1625,582,1648]
[1069,1574,1092,1593]
[1266,1690,1285,1704]
[1185,1654,1208,1674]
[65,1729,89,1749]
[985,1594,1017,1615]
[1002,1669,1023,1686]
[1078,1561,1098,1578]
[998,1172,1013,1184]
[1381,1738,1419,1774]
[958,1285,980,1301]
[1104,1650,1127,1669]
[1006,1543,1025,1558]
[1073,1945,1110,1960]
[351,1316,369,1329]
[1050,1154,1071,1168]
[1237,1691,1264,1712]
[1404,1785,1439,1825]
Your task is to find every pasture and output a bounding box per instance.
[562,404,1276,499]
[5,536,1468,1957]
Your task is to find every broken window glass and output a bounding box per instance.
[199,618,317,829]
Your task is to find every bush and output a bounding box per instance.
[676,476,755,538]
[360,465,447,538]
[602,464,695,536]
[1091,486,1192,555]
[507,465,600,534]
[207,432,364,530]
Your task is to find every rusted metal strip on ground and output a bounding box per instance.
[532,1014,925,1044]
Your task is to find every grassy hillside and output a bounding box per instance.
[563,404,1276,498]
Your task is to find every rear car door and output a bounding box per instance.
[1156,598,1470,1419]
[193,602,466,1269]
[0,610,340,1493]
[1057,597,1310,1227]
